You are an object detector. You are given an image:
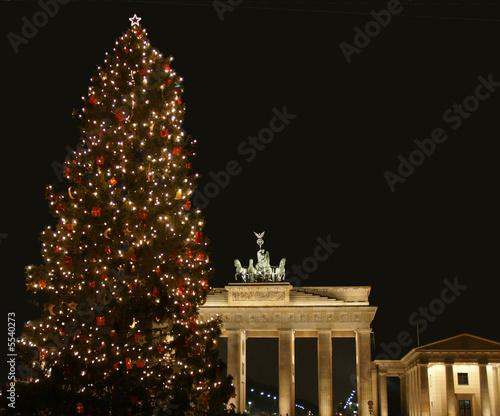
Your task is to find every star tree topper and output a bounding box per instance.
[129,14,141,27]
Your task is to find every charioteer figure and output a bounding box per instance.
[234,232,286,283]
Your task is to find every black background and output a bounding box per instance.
[1,1,500,413]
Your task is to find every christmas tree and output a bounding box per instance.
[9,15,234,416]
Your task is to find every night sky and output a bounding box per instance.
[1,1,500,413]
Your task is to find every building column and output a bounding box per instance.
[227,330,246,413]
[492,366,500,416]
[279,329,295,416]
[400,374,407,416]
[317,330,333,416]
[371,364,379,416]
[419,363,431,416]
[411,365,418,416]
[356,329,373,416]
[479,362,492,416]
[378,369,388,416]
[445,362,456,416]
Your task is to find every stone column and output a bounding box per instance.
[479,362,492,416]
[419,363,431,416]
[445,362,456,416]
[411,365,420,416]
[400,374,407,416]
[227,330,246,413]
[378,369,388,416]
[279,329,295,416]
[317,330,333,416]
[371,364,379,416]
[356,329,373,416]
[492,366,499,416]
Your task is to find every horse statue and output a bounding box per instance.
[274,258,286,281]
[234,259,247,281]
[247,259,257,282]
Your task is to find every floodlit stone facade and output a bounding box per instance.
[374,334,500,416]
[199,283,377,416]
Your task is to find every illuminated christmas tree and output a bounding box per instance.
[11,15,234,416]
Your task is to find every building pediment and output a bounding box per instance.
[415,333,500,352]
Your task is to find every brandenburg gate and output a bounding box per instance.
[199,282,377,415]
[198,233,377,415]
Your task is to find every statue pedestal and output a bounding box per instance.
[226,282,292,306]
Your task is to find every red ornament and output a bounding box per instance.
[101,273,108,280]
[88,281,95,288]
[176,279,187,296]
[115,109,127,121]
[40,350,47,361]
[56,202,65,210]
[136,360,145,368]
[59,328,66,336]
[177,98,182,106]
[184,201,191,211]
[109,177,118,186]
[187,248,193,259]
[195,232,203,245]
[96,157,104,165]
[173,146,182,155]
[64,256,72,267]
[138,68,147,75]
[89,95,98,104]
[105,245,111,254]
[200,280,209,290]
[66,222,74,230]
[185,162,192,169]
[76,403,85,414]
[168,253,177,261]
[54,245,61,252]
[96,316,105,326]
[164,63,170,72]
[196,253,205,262]
[126,357,133,369]
[110,330,116,337]
[92,207,101,216]
[167,79,172,86]
[113,362,119,370]
[152,287,160,297]
[160,127,169,138]
[138,209,148,219]
[129,281,138,290]
[157,344,164,354]
[38,280,46,288]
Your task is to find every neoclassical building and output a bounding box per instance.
[374,333,500,416]
[199,282,377,416]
